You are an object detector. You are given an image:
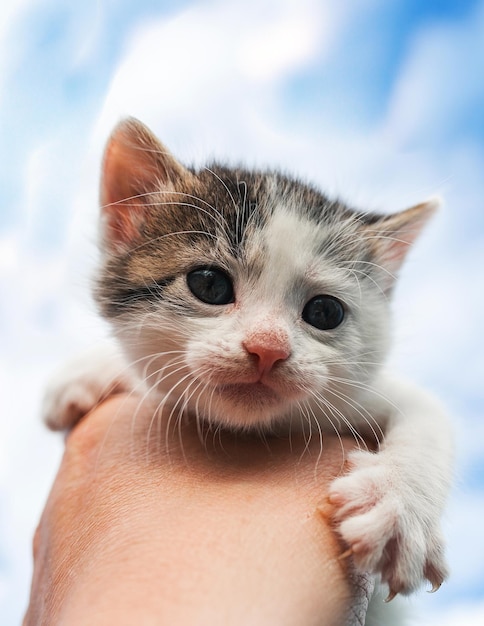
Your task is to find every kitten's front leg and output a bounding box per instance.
[42,343,137,430]
[328,373,453,598]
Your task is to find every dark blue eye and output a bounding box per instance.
[187,267,234,305]
[302,295,345,330]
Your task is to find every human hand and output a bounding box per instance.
[24,394,369,626]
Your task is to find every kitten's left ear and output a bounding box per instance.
[100,117,194,252]
[364,198,440,291]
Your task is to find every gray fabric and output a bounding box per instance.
[345,571,375,626]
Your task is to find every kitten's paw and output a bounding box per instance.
[42,346,136,430]
[329,450,448,597]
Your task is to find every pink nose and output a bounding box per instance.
[243,331,291,375]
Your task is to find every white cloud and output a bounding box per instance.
[384,1,484,147]
[237,4,324,81]
[412,601,484,626]
[0,236,18,274]
[93,0,343,159]
[0,0,42,100]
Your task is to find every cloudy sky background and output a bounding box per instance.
[0,0,483,623]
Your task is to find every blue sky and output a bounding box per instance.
[1,0,483,623]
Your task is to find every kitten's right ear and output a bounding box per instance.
[100,117,191,251]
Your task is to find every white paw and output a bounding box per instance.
[329,449,448,597]
[42,345,136,430]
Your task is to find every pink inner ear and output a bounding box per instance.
[102,201,145,249]
[99,121,156,250]
[99,118,193,252]
[100,138,131,209]
[379,237,413,274]
[369,199,439,289]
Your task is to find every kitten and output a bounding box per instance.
[43,118,453,601]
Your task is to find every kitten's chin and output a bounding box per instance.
[203,382,293,430]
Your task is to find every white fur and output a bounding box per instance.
[330,372,453,595]
[42,343,136,430]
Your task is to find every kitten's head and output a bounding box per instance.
[95,118,436,431]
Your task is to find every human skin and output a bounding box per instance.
[24,394,365,626]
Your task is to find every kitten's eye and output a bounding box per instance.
[302,295,345,330]
[187,267,235,305]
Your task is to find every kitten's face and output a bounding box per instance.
[95,119,435,431]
